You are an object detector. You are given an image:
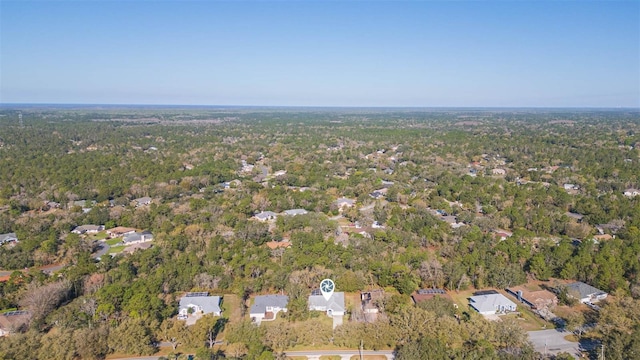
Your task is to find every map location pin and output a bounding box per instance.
[320,279,335,301]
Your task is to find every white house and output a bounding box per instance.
[469,292,517,315]
[283,209,308,216]
[254,211,278,222]
[624,188,640,197]
[0,233,18,245]
[71,225,104,235]
[249,295,289,324]
[178,293,222,319]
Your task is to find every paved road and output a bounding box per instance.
[92,242,110,260]
[284,350,394,359]
[528,329,597,359]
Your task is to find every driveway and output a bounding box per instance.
[528,329,597,359]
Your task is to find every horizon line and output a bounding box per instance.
[1,102,639,110]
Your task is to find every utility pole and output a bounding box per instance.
[360,339,363,360]
[18,112,23,127]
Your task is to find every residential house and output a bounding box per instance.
[249,295,289,324]
[566,282,608,304]
[469,291,517,315]
[381,180,394,188]
[369,191,384,199]
[309,291,345,318]
[493,230,513,241]
[334,198,356,210]
[254,211,278,222]
[123,231,153,245]
[506,286,558,310]
[178,293,222,319]
[411,289,450,304]
[624,188,640,197]
[133,197,152,207]
[0,311,29,337]
[283,209,308,216]
[492,168,506,176]
[564,184,579,191]
[0,233,18,245]
[106,227,137,238]
[71,225,104,235]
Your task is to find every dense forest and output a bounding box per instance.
[0,107,639,359]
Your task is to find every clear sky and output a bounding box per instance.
[1,1,639,107]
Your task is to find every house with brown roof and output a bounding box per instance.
[0,311,29,337]
[506,286,558,310]
[106,227,137,238]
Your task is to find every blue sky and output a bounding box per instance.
[1,1,638,107]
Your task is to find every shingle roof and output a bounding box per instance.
[469,293,516,313]
[566,282,606,299]
[250,295,289,315]
[179,295,221,315]
[308,292,345,313]
[0,233,18,243]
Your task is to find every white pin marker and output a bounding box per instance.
[320,279,335,301]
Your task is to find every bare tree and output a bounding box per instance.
[19,279,72,327]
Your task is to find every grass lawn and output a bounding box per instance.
[108,245,125,254]
[106,238,123,246]
[223,294,243,325]
[87,231,108,241]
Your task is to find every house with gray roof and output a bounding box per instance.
[283,208,308,216]
[123,231,153,244]
[566,281,608,304]
[0,233,18,245]
[178,293,222,319]
[249,295,288,324]
[71,225,104,235]
[254,211,278,222]
[469,292,517,316]
[309,291,345,318]
[334,198,355,210]
[134,196,152,207]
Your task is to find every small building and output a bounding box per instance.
[178,293,222,319]
[411,289,450,304]
[492,168,506,176]
[123,231,153,245]
[566,282,608,304]
[254,211,278,222]
[506,286,558,310]
[71,225,104,235]
[133,197,152,207]
[0,311,29,337]
[283,209,308,216]
[0,233,18,245]
[624,188,640,197]
[469,292,517,315]
[250,295,289,324]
